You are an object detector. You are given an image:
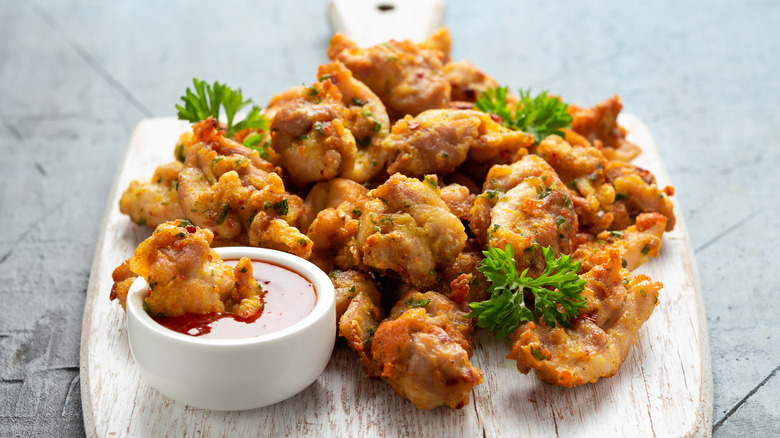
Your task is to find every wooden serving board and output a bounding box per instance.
[80,114,712,437]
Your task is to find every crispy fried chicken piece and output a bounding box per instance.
[507,249,660,387]
[270,63,391,185]
[534,134,616,231]
[327,32,450,120]
[109,260,137,310]
[469,155,578,277]
[606,161,676,231]
[417,27,452,61]
[372,291,483,409]
[384,110,473,176]
[265,86,305,120]
[300,178,369,230]
[568,95,641,162]
[574,212,667,272]
[301,179,369,271]
[177,119,310,256]
[119,161,185,228]
[443,60,499,103]
[384,109,533,177]
[435,240,490,303]
[317,62,391,182]
[333,270,385,376]
[111,220,264,318]
[269,79,357,186]
[439,183,475,221]
[356,174,467,289]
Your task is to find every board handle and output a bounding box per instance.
[328,0,445,47]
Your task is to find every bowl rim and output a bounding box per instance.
[126,246,334,347]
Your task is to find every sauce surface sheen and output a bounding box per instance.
[152,260,316,339]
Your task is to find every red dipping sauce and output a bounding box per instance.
[151,260,317,339]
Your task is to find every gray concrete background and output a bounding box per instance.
[0,0,777,436]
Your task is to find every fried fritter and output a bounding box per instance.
[355,174,467,288]
[302,178,369,271]
[443,60,499,103]
[606,161,676,231]
[568,95,641,162]
[112,220,264,318]
[318,62,391,183]
[533,134,615,231]
[372,291,482,409]
[417,27,452,61]
[469,155,578,277]
[300,178,369,230]
[383,109,533,177]
[439,183,475,221]
[327,32,450,120]
[507,249,660,387]
[119,161,185,228]
[435,240,490,304]
[333,270,385,376]
[573,212,667,272]
[270,63,392,185]
[177,119,310,256]
[269,79,357,186]
[109,259,137,310]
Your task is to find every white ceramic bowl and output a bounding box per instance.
[125,247,336,411]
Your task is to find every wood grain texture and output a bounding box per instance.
[80,115,712,437]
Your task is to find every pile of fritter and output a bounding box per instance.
[114,28,675,409]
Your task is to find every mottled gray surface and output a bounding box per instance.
[0,0,777,436]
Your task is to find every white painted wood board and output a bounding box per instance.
[80,114,712,437]
[328,0,445,47]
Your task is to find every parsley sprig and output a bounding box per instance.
[475,87,572,143]
[176,78,269,138]
[467,244,587,339]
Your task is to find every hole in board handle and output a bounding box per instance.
[377,3,395,12]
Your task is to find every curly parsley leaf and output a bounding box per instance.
[467,244,587,339]
[475,87,572,143]
[176,78,269,139]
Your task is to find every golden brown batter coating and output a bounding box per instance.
[302,178,369,271]
[300,178,369,230]
[435,240,490,304]
[417,27,452,61]
[568,95,641,162]
[383,109,532,177]
[113,220,264,318]
[384,110,473,176]
[372,291,482,409]
[443,60,499,103]
[355,174,467,289]
[119,161,185,228]
[109,260,137,310]
[334,270,385,376]
[269,79,357,186]
[507,250,660,387]
[317,62,391,183]
[574,212,667,272]
[327,33,450,120]
[533,135,616,231]
[439,183,475,221]
[177,119,310,256]
[606,161,676,231]
[469,155,578,277]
